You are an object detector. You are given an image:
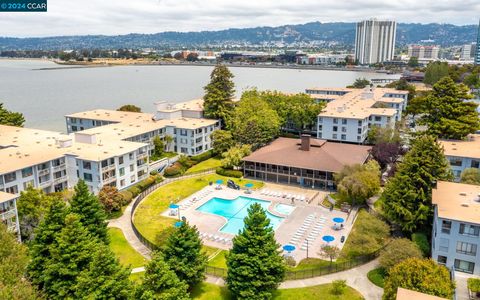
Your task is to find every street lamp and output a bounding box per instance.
[306,239,309,259]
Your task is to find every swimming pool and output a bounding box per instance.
[196,196,284,234]
[275,204,296,215]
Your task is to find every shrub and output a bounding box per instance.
[154,175,163,184]
[137,176,156,191]
[284,256,296,267]
[216,167,243,178]
[331,280,347,295]
[150,170,158,176]
[98,185,124,213]
[119,190,134,204]
[164,163,184,177]
[411,232,430,256]
[128,186,141,197]
[379,238,423,272]
[190,150,214,162]
[468,278,480,294]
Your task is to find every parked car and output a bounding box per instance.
[227,179,240,190]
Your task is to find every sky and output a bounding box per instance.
[1,0,479,37]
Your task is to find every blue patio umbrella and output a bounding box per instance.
[169,203,179,209]
[245,183,254,188]
[216,179,224,184]
[333,217,345,223]
[283,244,296,252]
[322,235,335,243]
[174,221,183,228]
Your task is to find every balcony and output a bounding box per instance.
[101,164,116,172]
[39,180,51,187]
[53,175,67,184]
[0,210,16,220]
[137,152,148,160]
[52,163,66,172]
[102,175,116,184]
[38,168,50,176]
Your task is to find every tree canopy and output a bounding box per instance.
[211,129,234,155]
[382,135,453,233]
[382,258,455,300]
[117,104,142,112]
[379,238,423,273]
[162,220,207,288]
[0,103,25,127]
[226,203,286,299]
[221,144,252,169]
[423,61,449,85]
[98,185,125,213]
[417,77,479,139]
[203,64,235,125]
[228,92,281,149]
[335,160,381,205]
[460,168,480,185]
[348,78,371,88]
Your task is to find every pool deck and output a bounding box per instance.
[161,184,353,262]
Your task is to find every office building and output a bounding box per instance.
[432,181,480,275]
[439,135,480,180]
[408,45,440,60]
[355,19,397,64]
[243,135,371,190]
[306,87,408,143]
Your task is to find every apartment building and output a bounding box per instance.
[0,191,20,240]
[407,45,440,60]
[439,135,480,180]
[355,19,396,64]
[306,87,408,143]
[432,181,480,275]
[475,19,480,66]
[65,99,220,156]
[297,54,347,65]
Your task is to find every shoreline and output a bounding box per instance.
[0,58,396,74]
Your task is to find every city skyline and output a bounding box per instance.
[0,0,479,37]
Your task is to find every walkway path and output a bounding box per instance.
[108,200,152,259]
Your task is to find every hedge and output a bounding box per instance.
[412,232,430,256]
[468,278,480,293]
[216,167,243,178]
[190,150,214,162]
[126,175,163,197]
[164,163,183,177]
[120,190,134,203]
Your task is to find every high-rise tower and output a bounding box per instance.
[355,20,396,65]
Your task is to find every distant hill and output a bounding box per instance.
[0,22,477,50]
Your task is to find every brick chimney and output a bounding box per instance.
[300,134,311,151]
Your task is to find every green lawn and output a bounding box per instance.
[367,267,386,288]
[133,174,264,246]
[150,151,177,162]
[208,250,228,268]
[185,158,222,174]
[191,283,364,300]
[108,228,147,268]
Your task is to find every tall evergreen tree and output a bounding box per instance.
[162,220,207,288]
[0,223,43,300]
[382,135,453,233]
[135,251,189,300]
[75,243,132,299]
[418,77,480,139]
[226,203,286,300]
[42,214,98,299]
[70,180,108,243]
[0,102,25,127]
[28,198,68,290]
[203,64,235,125]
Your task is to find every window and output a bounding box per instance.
[357,136,361,141]
[84,173,93,182]
[471,160,480,168]
[439,238,449,252]
[342,119,347,125]
[357,120,362,126]
[454,259,475,274]
[456,242,477,256]
[441,220,452,234]
[23,180,34,189]
[333,118,338,124]
[119,167,125,176]
[131,175,136,183]
[83,161,91,170]
[318,125,322,131]
[318,117,323,123]
[72,126,78,131]
[449,158,463,167]
[332,134,337,139]
[374,116,382,122]
[459,224,480,237]
[119,156,124,165]
[341,134,346,140]
[120,179,125,187]
[130,164,134,172]
[357,128,362,134]
[333,126,338,132]
[437,255,447,265]
[341,127,347,133]
[6,185,18,194]
[4,172,16,183]
[22,167,33,178]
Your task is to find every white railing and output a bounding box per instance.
[52,163,66,172]
[39,180,51,187]
[103,176,116,184]
[38,168,50,176]
[0,210,16,220]
[101,164,116,172]
[53,176,67,184]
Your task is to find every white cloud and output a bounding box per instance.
[0,0,479,37]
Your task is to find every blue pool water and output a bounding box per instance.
[196,196,284,234]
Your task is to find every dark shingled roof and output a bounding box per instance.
[242,137,372,173]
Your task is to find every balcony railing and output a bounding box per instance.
[52,163,66,172]
[0,210,16,220]
[39,179,51,187]
[53,176,67,184]
[7,225,18,233]
[101,164,116,172]
[38,168,50,176]
[137,152,148,160]
[102,176,116,184]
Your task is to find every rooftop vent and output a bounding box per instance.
[461,203,469,207]
[460,192,467,196]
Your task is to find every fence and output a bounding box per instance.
[130,168,217,251]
